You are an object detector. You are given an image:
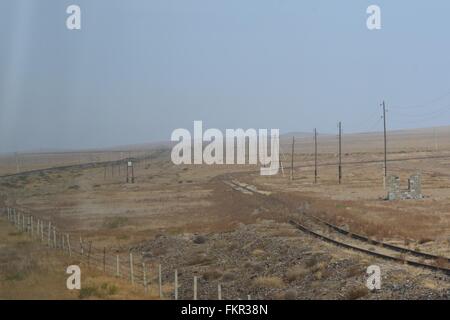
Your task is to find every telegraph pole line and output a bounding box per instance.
[314,128,318,184]
[382,101,387,184]
[338,122,342,184]
[290,136,295,181]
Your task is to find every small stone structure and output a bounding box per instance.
[387,173,422,200]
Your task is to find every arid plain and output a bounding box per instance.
[2,127,450,299]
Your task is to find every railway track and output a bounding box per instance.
[224,178,450,276]
[305,213,450,263]
[288,219,450,276]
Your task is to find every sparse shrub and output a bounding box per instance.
[79,282,118,299]
[186,253,212,266]
[79,285,100,299]
[193,235,206,244]
[251,249,265,257]
[103,217,128,229]
[286,266,308,282]
[310,261,327,273]
[345,264,362,278]
[68,184,80,190]
[252,276,284,289]
[5,271,26,281]
[222,272,235,282]
[203,269,222,281]
[345,287,369,300]
[305,256,320,268]
[284,289,297,300]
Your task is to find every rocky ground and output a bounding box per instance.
[133,220,450,300]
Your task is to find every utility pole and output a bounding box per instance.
[15,152,20,173]
[382,101,387,183]
[434,128,438,151]
[290,136,295,181]
[314,128,318,184]
[338,122,342,184]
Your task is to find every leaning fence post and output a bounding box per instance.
[159,264,162,298]
[193,276,197,300]
[218,283,222,300]
[174,269,178,300]
[129,253,134,285]
[142,262,148,294]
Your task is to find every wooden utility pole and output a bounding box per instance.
[338,122,342,184]
[15,152,20,173]
[382,101,387,181]
[314,128,318,184]
[290,136,295,181]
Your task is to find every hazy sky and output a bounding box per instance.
[2,0,450,152]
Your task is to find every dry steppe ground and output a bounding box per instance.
[2,127,450,299]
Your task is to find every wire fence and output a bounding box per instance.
[1,206,252,300]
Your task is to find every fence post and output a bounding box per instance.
[30,216,33,238]
[159,264,162,298]
[53,227,57,248]
[193,276,197,300]
[248,294,251,300]
[62,234,65,252]
[79,237,84,255]
[142,262,148,294]
[103,247,106,272]
[67,234,71,257]
[129,253,134,285]
[87,242,92,266]
[47,222,51,247]
[174,269,178,300]
[218,283,222,300]
[116,255,120,277]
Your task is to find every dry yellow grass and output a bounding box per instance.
[0,219,155,300]
[286,265,308,282]
[252,276,284,289]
